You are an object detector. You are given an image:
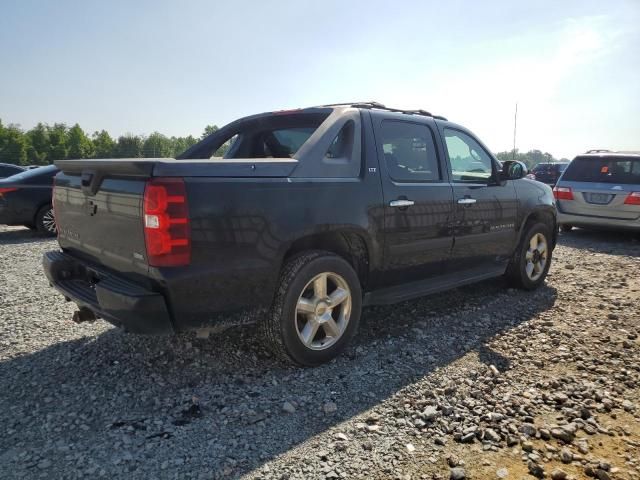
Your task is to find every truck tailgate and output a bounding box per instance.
[54,172,149,276]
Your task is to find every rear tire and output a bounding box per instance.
[35,205,56,236]
[560,224,573,232]
[260,251,362,366]
[507,222,553,290]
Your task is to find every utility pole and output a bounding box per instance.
[512,103,518,161]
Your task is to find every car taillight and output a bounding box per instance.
[0,187,18,197]
[624,192,640,205]
[553,186,573,200]
[143,178,190,267]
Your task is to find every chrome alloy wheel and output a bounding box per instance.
[295,272,352,351]
[42,208,56,234]
[525,232,548,281]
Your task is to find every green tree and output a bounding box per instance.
[116,134,143,158]
[200,124,219,140]
[171,135,198,157]
[92,130,116,158]
[67,124,94,159]
[496,149,558,169]
[26,123,50,164]
[47,123,69,161]
[0,120,7,160]
[143,132,173,158]
[0,123,28,165]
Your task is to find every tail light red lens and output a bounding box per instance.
[553,186,573,200]
[624,192,640,205]
[143,178,190,267]
[0,187,18,196]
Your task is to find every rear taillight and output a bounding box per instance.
[624,192,640,205]
[143,178,190,267]
[0,187,18,197]
[553,186,573,200]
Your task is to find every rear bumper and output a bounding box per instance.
[558,212,640,231]
[43,251,174,334]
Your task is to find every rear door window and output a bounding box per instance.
[379,121,441,182]
[562,157,640,184]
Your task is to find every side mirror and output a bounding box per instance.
[500,160,528,181]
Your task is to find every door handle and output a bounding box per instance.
[389,199,415,207]
[457,198,477,205]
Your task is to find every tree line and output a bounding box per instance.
[495,149,568,168]
[0,119,222,165]
[1,118,567,168]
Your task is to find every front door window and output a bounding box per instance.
[444,129,495,183]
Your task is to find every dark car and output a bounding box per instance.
[528,162,569,186]
[0,165,58,234]
[44,102,556,366]
[0,163,26,178]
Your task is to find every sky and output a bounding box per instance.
[1,0,638,159]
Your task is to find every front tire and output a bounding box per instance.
[507,222,553,290]
[35,205,56,236]
[261,251,362,366]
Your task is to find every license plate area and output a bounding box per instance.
[584,192,613,205]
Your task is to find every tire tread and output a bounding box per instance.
[260,250,327,365]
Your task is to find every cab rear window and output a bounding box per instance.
[182,111,331,159]
[562,157,640,184]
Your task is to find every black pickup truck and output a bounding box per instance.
[44,102,557,366]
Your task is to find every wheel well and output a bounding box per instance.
[33,203,52,223]
[284,232,370,288]
[523,209,557,245]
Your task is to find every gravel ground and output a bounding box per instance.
[0,225,639,480]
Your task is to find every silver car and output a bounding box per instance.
[555,151,640,232]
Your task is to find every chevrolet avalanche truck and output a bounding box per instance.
[44,102,557,366]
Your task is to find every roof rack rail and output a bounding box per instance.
[585,149,611,154]
[318,102,448,121]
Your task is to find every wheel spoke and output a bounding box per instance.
[525,261,534,278]
[322,318,341,338]
[529,234,538,249]
[537,242,547,254]
[525,250,534,260]
[313,274,327,298]
[295,270,352,351]
[329,287,349,307]
[297,297,315,315]
[533,261,542,274]
[300,319,319,346]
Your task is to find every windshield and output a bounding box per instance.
[562,156,640,184]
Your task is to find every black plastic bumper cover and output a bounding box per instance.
[43,251,174,334]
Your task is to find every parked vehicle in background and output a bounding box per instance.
[555,151,640,232]
[527,162,569,186]
[44,102,556,366]
[0,165,58,235]
[0,163,26,178]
